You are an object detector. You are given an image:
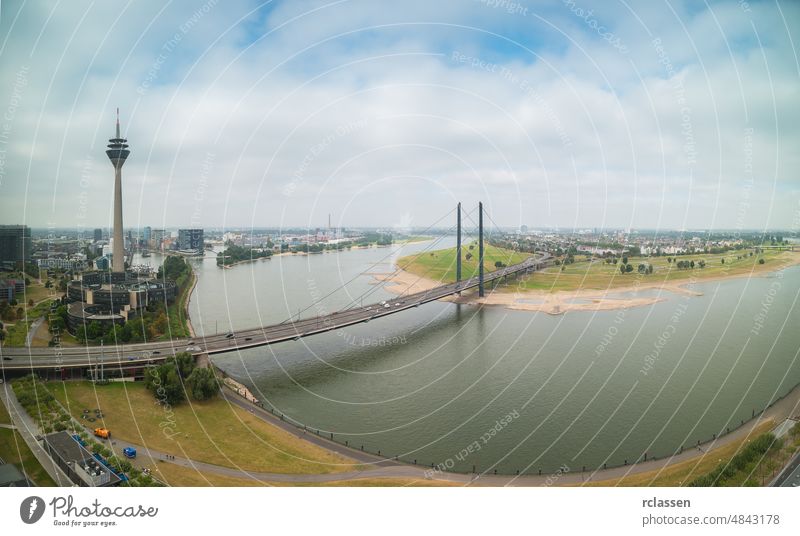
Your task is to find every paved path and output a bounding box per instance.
[0,384,72,486]
[25,317,44,347]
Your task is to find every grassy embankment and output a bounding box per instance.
[399,246,797,293]
[588,419,800,486]
[47,381,356,475]
[0,396,57,486]
[46,381,459,486]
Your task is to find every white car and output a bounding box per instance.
[383,304,391,309]
[379,301,387,305]
[186,345,201,352]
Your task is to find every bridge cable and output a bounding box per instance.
[278,206,458,324]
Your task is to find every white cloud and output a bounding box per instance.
[0,0,797,231]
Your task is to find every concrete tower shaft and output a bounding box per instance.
[106,108,130,273]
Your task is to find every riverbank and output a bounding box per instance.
[383,250,800,315]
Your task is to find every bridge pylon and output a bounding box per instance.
[479,201,485,297]
[456,202,462,293]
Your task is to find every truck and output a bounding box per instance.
[94,427,110,439]
[122,447,137,459]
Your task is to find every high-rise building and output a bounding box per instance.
[150,228,165,250]
[93,228,103,242]
[143,226,151,243]
[0,225,31,268]
[178,229,204,255]
[105,108,130,273]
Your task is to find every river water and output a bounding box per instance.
[136,242,800,474]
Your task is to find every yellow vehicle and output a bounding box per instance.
[94,427,110,439]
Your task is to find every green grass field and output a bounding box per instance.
[400,245,797,293]
[517,249,794,292]
[47,381,356,475]
[398,242,531,283]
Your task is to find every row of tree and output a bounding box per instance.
[217,244,273,266]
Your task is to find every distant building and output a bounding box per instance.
[0,281,14,301]
[0,225,31,268]
[150,228,165,250]
[143,226,151,242]
[93,228,103,242]
[95,254,112,271]
[37,258,86,271]
[178,228,204,255]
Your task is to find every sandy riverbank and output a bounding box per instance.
[379,252,800,315]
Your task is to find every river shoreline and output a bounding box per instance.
[379,253,800,315]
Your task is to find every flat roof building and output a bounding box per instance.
[41,432,121,487]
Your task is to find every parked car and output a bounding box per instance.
[122,447,137,459]
[94,428,110,439]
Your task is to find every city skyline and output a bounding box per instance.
[0,1,798,231]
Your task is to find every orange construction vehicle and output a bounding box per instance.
[94,427,110,439]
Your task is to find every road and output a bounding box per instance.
[0,254,550,370]
[772,449,800,487]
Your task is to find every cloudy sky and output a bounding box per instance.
[0,0,797,232]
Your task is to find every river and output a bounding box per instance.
[135,242,800,474]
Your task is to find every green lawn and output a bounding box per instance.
[515,249,794,292]
[398,242,531,283]
[47,381,356,475]
[0,396,11,424]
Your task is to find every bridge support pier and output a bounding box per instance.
[478,201,484,298]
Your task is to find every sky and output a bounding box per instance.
[0,0,798,232]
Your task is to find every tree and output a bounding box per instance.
[622,256,628,264]
[758,258,765,265]
[185,367,218,401]
[625,264,633,273]
[620,264,626,274]
[144,362,185,406]
[690,260,695,269]
[721,258,725,264]
[175,352,195,378]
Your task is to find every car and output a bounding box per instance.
[94,428,110,439]
[127,356,136,361]
[225,333,234,339]
[2,357,11,361]
[152,350,161,355]
[394,303,401,307]
[383,304,391,309]
[380,301,387,305]
[122,447,137,459]
[186,345,201,352]
[245,337,252,341]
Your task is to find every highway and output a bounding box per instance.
[0,254,550,370]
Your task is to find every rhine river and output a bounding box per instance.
[139,241,800,474]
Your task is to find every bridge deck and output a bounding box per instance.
[0,254,550,369]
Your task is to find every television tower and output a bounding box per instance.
[106,108,130,273]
